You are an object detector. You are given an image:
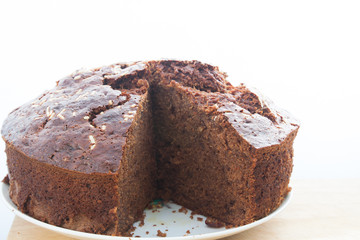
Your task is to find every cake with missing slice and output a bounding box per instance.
[1,60,299,235]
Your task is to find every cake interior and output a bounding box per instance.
[151,82,256,225]
[104,61,259,232]
[116,91,157,234]
[102,71,157,234]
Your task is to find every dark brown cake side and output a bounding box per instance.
[252,131,296,219]
[5,142,120,234]
[215,86,299,220]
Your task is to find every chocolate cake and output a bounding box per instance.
[1,60,299,235]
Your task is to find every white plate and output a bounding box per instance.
[1,182,291,240]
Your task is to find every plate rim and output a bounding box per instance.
[1,181,292,240]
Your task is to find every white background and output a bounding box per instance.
[1,0,360,238]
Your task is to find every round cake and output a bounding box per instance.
[1,60,299,236]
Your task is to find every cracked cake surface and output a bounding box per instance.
[1,60,299,235]
[2,63,146,174]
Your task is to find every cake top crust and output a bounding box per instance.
[1,60,299,174]
[1,62,146,174]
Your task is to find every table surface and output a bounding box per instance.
[6,179,360,240]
